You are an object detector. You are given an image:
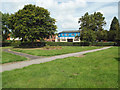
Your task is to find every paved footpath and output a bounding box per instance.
[3,49,45,60]
[1,47,111,72]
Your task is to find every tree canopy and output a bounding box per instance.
[78,12,106,42]
[8,4,57,42]
[108,17,119,41]
[1,12,10,41]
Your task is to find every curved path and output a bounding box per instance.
[1,47,111,72]
[3,49,45,60]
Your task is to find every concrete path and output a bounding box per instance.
[1,47,111,72]
[3,49,45,60]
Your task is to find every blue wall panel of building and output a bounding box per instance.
[58,32,80,37]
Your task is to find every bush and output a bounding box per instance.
[19,42,46,48]
[2,42,11,47]
[73,42,90,46]
[11,40,21,47]
[46,42,73,46]
[4,40,13,43]
[114,42,120,46]
[46,42,90,46]
[90,42,115,46]
[2,41,116,47]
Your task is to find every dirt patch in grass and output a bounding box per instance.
[42,46,62,50]
[75,54,86,57]
[13,46,63,50]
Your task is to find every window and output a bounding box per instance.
[62,34,64,36]
[59,34,60,36]
[72,33,74,36]
[66,34,68,36]
[62,39,66,41]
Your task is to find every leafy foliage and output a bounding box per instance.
[108,17,120,42]
[8,4,57,42]
[1,12,10,41]
[78,12,106,42]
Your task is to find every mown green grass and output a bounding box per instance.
[12,46,102,56]
[2,51,27,64]
[2,47,118,88]
[2,46,14,49]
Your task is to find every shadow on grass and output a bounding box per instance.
[115,57,120,61]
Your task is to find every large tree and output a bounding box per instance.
[108,17,119,41]
[78,12,106,42]
[96,30,108,41]
[80,28,96,42]
[0,11,2,42]
[1,12,10,41]
[8,4,57,42]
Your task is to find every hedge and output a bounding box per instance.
[73,42,90,46]
[46,42,73,46]
[90,42,115,46]
[1,41,119,47]
[19,42,46,48]
[2,42,11,47]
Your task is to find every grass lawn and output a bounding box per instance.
[11,46,102,56]
[2,51,27,64]
[2,47,118,88]
[2,46,14,49]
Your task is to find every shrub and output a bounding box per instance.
[19,42,46,48]
[73,42,90,46]
[11,40,21,47]
[2,42,11,47]
[4,40,13,43]
[46,42,73,46]
[90,42,115,46]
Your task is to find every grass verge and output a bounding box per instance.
[2,47,118,88]
[2,51,27,64]
[11,46,102,56]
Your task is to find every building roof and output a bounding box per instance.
[59,30,80,33]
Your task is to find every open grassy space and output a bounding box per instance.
[11,46,102,56]
[2,51,27,64]
[2,46,14,49]
[2,47,118,88]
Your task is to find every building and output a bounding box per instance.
[7,34,22,40]
[7,33,57,42]
[44,35,57,42]
[56,30,80,42]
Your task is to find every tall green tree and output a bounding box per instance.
[80,28,96,42]
[0,11,2,42]
[1,12,10,41]
[8,4,57,42]
[96,30,108,41]
[108,17,119,41]
[78,12,106,42]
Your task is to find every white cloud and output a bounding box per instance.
[36,0,87,31]
[96,5,118,30]
[1,0,35,2]
[97,6,118,16]
[0,0,118,32]
[85,0,119,2]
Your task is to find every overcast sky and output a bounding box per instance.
[0,0,119,32]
